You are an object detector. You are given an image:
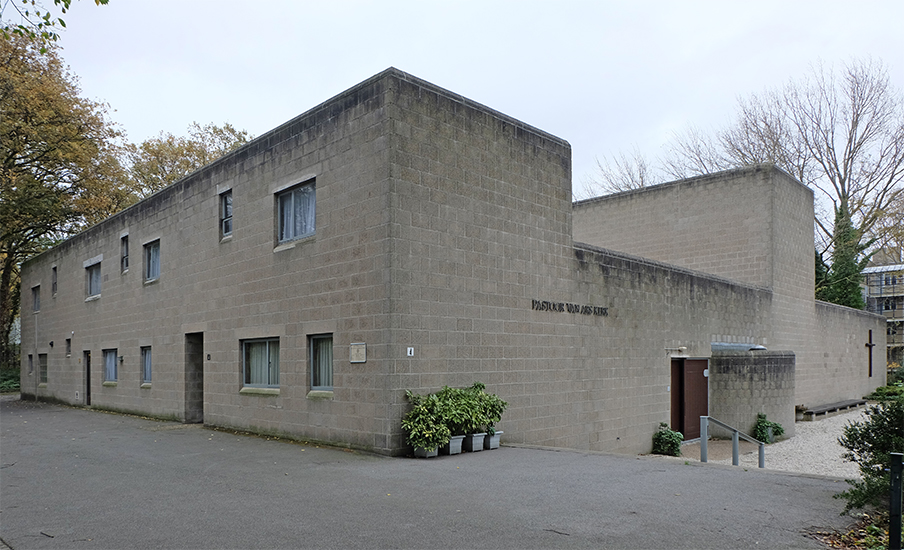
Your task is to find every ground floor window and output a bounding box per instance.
[38,353,47,383]
[141,347,152,384]
[103,349,118,382]
[243,339,279,387]
[310,334,333,390]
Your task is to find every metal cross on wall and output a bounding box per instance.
[866,329,876,378]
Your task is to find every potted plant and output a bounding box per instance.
[401,390,451,458]
[436,386,468,455]
[460,382,488,452]
[481,390,507,449]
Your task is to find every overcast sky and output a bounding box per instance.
[21,0,904,197]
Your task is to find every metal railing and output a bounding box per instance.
[700,416,765,468]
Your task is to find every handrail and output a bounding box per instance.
[700,416,766,468]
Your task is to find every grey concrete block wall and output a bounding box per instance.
[18,68,886,457]
[709,351,796,439]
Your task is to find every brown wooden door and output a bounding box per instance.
[671,358,708,440]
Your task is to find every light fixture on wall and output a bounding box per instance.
[49,341,54,348]
[118,356,124,363]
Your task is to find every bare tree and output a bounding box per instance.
[668,59,904,249]
[581,147,655,198]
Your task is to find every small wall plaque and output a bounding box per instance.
[349,343,366,363]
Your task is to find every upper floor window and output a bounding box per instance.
[32,285,40,312]
[51,266,57,295]
[121,236,130,272]
[144,240,160,282]
[220,190,233,237]
[86,263,101,297]
[277,181,315,243]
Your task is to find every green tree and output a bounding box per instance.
[836,397,904,513]
[820,204,872,308]
[127,122,251,198]
[1,0,109,53]
[0,34,129,368]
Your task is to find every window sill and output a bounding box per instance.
[306,390,333,400]
[220,234,233,243]
[121,269,129,275]
[140,383,152,389]
[38,383,47,388]
[144,278,159,286]
[102,381,117,387]
[85,295,100,302]
[240,387,280,396]
[274,234,315,253]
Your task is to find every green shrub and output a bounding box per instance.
[651,422,683,456]
[836,397,904,513]
[865,383,904,401]
[752,413,784,443]
[401,390,451,451]
[0,368,20,393]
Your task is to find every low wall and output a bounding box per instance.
[708,350,796,439]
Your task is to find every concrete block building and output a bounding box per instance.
[19,68,885,455]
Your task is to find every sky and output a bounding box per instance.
[13,0,904,198]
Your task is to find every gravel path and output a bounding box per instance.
[710,408,865,478]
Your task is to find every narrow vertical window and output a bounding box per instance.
[121,236,130,272]
[39,353,47,384]
[144,240,160,282]
[32,285,40,312]
[86,263,101,297]
[242,339,279,387]
[310,334,333,390]
[220,190,233,237]
[51,266,57,294]
[141,347,152,384]
[28,354,33,375]
[103,349,118,382]
[277,181,315,243]
[65,338,72,356]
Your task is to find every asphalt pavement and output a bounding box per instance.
[0,396,855,549]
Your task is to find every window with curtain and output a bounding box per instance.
[277,181,315,243]
[103,349,117,382]
[141,347,152,384]
[32,285,40,312]
[243,339,279,387]
[87,263,101,296]
[144,240,160,281]
[310,334,333,390]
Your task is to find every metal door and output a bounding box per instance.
[671,358,708,440]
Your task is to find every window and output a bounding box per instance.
[39,353,47,384]
[32,285,40,312]
[103,349,117,382]
[141,347,152,384]
[28,354,33,375]
[51,266,57,294]
[121,236,129,272]
[87,263,101,297]
[144,240,160,281]
[65,338,71,356]
[277,181,315,243]
[220,190,233,237]
[310,334,333,390]
[243,339,279,387]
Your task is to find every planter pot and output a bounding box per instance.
[440,435,465,455]
[483,431,503,450]
[413,446,438,458]
[463,432,487,452]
